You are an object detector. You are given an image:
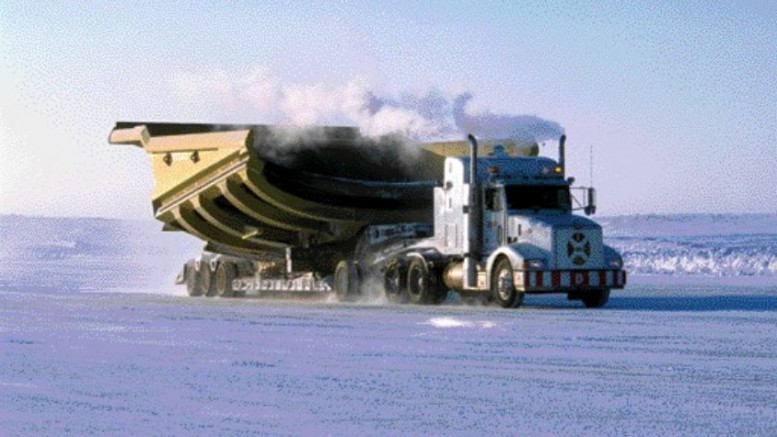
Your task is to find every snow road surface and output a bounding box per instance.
[1,284,776,436]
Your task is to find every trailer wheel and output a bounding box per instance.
[383,259,408,303]
[215,262,238,298]
[334,260,360,301]
[582,289,610,308]
[491,258,524,308]
[200,264,216,297]
[406,258,445,305]
[185,263,202,297]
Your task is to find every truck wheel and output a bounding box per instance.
[406,258,444,305]
[334,260,360,301]
[215,262,238,298]
[491,258,524,308]
[582,289,610,308]
[383,259,408,303]
[185,263,202,297]
[200,264,216,297]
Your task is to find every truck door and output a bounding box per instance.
[483,186,506,253]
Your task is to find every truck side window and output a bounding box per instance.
[485,188,502,211]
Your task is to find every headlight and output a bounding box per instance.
[523,259,545,270]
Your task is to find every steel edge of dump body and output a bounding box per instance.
[109,122,447,257]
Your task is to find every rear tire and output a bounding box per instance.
[491,258,524,308]
[406,258,446,305]
[185,263,202,297]
[215,262,238,298]
[334,260,360,302]
[582,289,610,308]
[200,264,216,297]
[383,258,408,303]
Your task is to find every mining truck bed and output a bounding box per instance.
[109,123,446,258]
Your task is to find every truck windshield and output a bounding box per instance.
[504,185,571,211]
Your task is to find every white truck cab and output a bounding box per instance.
[426,135,625,308]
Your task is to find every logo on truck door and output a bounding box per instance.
[567,232,591,266]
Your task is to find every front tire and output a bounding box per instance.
[491,258,524,308]
[582,289,610,308]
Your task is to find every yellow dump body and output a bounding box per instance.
[110,122,535,259]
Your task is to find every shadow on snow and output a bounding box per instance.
[608,295,776,312]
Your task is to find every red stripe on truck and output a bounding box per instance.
[522,270,625,290]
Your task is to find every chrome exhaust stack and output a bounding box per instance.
[463,134,482,289]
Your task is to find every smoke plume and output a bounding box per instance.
[169,68,564,144]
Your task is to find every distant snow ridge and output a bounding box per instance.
[610,235,777,276]
[600,215,777,277]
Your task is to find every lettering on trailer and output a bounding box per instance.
[567,232,591,266]
[232,278,332,293]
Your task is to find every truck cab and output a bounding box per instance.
[431,137,626,308]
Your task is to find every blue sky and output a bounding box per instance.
[1,1,775,218]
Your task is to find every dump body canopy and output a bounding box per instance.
[109,122,537,259]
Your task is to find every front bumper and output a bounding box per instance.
[515,269,626,292]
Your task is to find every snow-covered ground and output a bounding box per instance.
[1,214,775,435]
[599,214,777,279]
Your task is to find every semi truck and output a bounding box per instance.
[110,122,625,308]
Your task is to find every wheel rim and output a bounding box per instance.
[496,267,513,302]
[408,266,425,297]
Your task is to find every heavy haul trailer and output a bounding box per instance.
[110,122,626,308]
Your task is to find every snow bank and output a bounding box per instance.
[600,215,777,277]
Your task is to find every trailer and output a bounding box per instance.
[110,123,625,307]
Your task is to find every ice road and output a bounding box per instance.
[1,283,775,436]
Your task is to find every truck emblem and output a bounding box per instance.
[567,232,591,265]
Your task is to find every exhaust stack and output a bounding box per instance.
[464,134,482,289]
[558,134,566,176]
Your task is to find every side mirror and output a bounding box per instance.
[584,187,597,215]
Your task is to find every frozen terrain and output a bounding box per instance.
[1,214,776,436]
[599,214,777,279]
